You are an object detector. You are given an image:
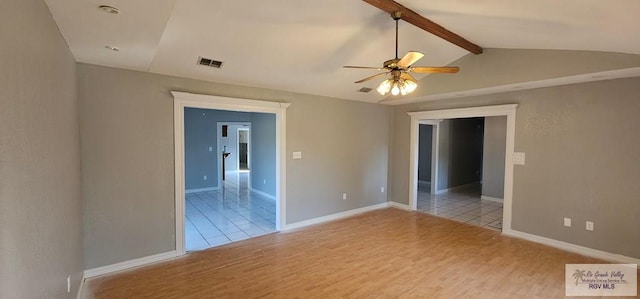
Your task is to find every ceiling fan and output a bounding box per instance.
[344,11,459,96]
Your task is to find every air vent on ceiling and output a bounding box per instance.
[197,57,223,68]
[358,87,373,93]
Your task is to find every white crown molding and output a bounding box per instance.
[387,67,640,105]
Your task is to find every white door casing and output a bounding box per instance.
[173,91,290,256]
[408,104,517,232]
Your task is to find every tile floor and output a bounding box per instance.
[185,171,276,251]
[417,182,503,230]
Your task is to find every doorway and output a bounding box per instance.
[408,104,517,233]
[216,122,251,188]
[416,117,505,230]
[181,119,274,252]
[173,91,290,256]
[238,128,250,171]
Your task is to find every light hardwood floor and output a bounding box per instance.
[84,208,638,298]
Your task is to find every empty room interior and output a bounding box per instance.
[2,0,640,298]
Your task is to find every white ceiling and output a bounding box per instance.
[44,0,640,103]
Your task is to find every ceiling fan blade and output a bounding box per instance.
[397,51,424,68]
[409,66,460,73]
[400,72,417,82]
[343,66,385,70]
[354,72,389,84]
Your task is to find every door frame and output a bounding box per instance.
[408,104,517,232]
[215,122,251,188]
[173,91,290,256]
[237,126,250,172]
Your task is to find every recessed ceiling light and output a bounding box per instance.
[99,5,120,14]
[105,45,119,51]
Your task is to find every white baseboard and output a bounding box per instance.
[481,195,504,203]
[185,187,219,194]
[388,201,411,210]
[435,182,479,195]
[249,187,276,200]
[76,273,86,299]
[84,251,177,278]
[284,202,388,231]
[503,229,640,267]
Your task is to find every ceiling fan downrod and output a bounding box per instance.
[392,11,401,60]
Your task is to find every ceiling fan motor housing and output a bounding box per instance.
[384,58,401,69]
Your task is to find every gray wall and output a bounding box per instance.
[482,116,507,199]
[417,125,433,182]
[250,113,277,196]
[78,63,390,268]
[436,118,484,191]
[0,0,83,297]
[389,77,640,259]
[184,108,251,190]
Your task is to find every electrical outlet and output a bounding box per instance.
[586,221,594,231]
[563,217,571,227]
[203,175,207,180]
[208,146,213,152]
[342,193,347,200]
[381,187,385,193]
[67,275,71,293]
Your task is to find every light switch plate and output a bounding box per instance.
[292,151,302,159]
[564,217,571,227]
[513,152,526,165]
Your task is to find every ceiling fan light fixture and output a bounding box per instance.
[346,10,458,98]
[377,77,417,96]
[377,79,393,95]
[401,79,417,95]
[391,82,401,96]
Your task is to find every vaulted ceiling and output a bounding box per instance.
[44,0,640,104]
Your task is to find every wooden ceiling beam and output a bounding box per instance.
[362,0,483,54]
